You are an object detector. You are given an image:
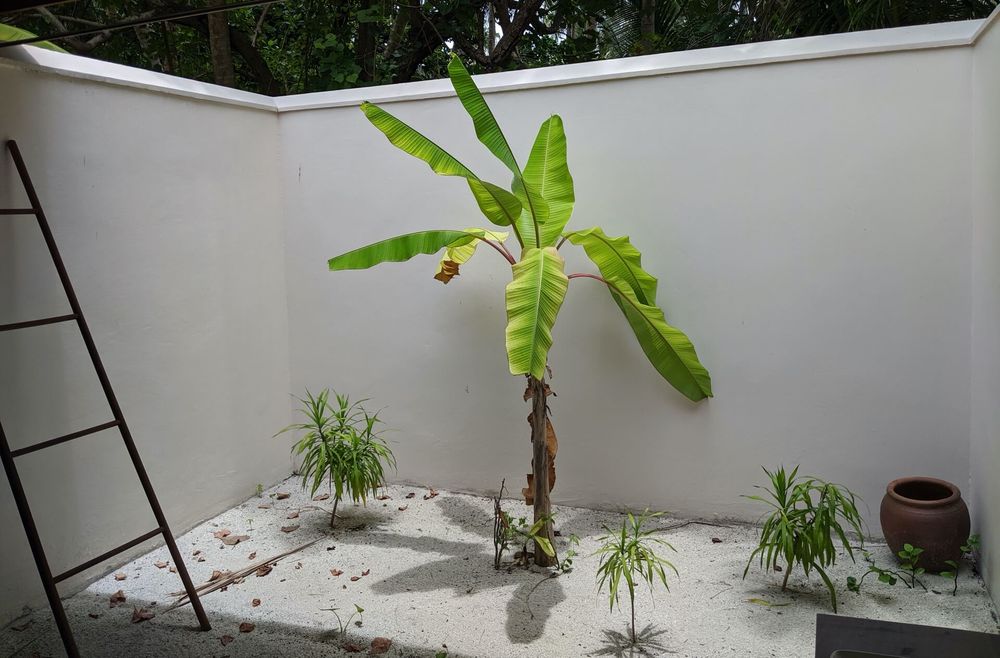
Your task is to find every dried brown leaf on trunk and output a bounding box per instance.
[523,412,558,504]
[131,607,154,623]
[239,622,255,633]
[434,259,461,283]
[109,590,127,608]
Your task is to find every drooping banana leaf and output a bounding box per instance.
[0,23,66,52]
[505,247,569,380]
[329,230,477,271]
[523,116,574,248]
[360,102,522,232]
[434,228,509,283]
[564,228,658,304]
[604,276,712,401]
[447,55,549,234]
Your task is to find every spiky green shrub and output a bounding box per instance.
[743,465,864,612]
[275,389,395,527]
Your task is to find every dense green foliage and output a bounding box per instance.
[2,1,995,94]
[595,510,677,645]
[275,389,395,527]
[743,465,865,612]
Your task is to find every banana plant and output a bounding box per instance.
[328,55,713,566]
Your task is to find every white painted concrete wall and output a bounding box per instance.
[970,10,1000,598]
[0,60,293,625]
[3,13,1000,623]
[280,38,975,528]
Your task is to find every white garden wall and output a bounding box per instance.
[0,57,292,625]
[1,9,999,624]
[970,12,1000,599]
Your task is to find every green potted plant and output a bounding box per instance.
[275,389,395,528]
[326,55,712,565]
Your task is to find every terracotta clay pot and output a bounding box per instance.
[880,476,970,572]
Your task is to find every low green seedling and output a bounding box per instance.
[941,534,981,596]
[321,603,364,635]
[897,543,926,591]
[559,533,581,572]
[847,550,903,593]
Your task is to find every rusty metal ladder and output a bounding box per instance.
[0,140,211,656]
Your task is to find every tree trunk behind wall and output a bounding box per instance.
[529,376,555,567]
[207,1,235,87]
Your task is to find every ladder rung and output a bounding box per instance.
[53,528,163,583]
[0,314,77,332]
[11,420,120,458]
[0,208,36,215]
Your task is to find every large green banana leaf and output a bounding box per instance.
[564,228,658,304]
[329,230,476,271]
[0,23,65,52]
[523,116,574,248]
[604,277,712,401]
[447,55,549,234]
[360,102,522,231]
[505,247,569,380]
[434,227,509,283]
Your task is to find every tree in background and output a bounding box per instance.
[2,1,995,95]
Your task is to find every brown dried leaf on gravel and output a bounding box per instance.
[114,573,127,581]
[286,511,299,519]
[251,598,261,607]
[280,525,299,533]
[109,590,127,608]
[213,529,231,539]
[330,569,343,576]
[276,492,290,500]
[711,537,723,543]
[350,576,360,582]
[258,503,272,509]
[256,565,273,577]
[343,642,362,653]
[222,534,250,546]
[220,635,234,646]
[154,561,168,569]
[405,492,415,499]
[370,637,392,654]
[361,569,370,576]
[423,489,439,500]
[131,607,154,623]
[376,494,391,500]
[239,622,255,633]
[397,505,408,511]
[248,551,257,560]
[169,566,177,573]
[313,493,330,501]
[210,570,224,582]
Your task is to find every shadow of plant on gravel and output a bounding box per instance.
[589,625,668,657]
[334,496,568,644]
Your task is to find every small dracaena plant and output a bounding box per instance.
[595,510,677,645]
[941,534,981,596]
[743,466,864,612]
[327,53,712,565]
[274,389,396,528]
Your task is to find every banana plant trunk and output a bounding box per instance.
[529,376,556,567]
